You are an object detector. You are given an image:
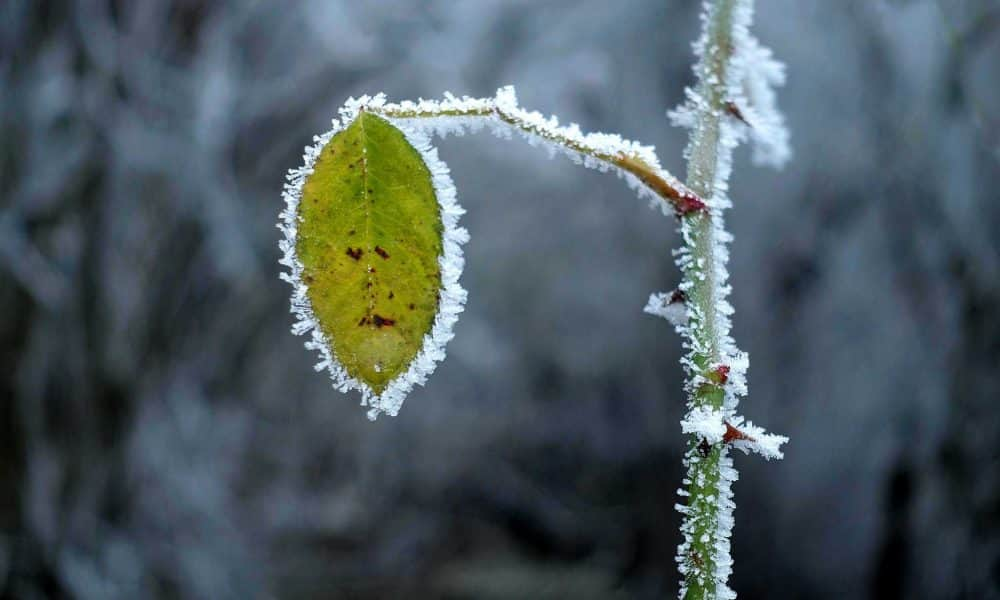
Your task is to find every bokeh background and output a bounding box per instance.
[2,0,999,598]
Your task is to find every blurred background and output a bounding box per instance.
[2,0,999,598]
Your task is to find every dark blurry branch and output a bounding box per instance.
[0,213,69,310]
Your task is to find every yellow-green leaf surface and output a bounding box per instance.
[297,112,442,393]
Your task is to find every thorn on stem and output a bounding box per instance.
[724,101,750,127]
[723,421,752,445]
[676,193,708,216]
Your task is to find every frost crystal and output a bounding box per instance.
[278,94,468,420]
[644,290,689,330]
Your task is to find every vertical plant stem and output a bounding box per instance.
[677,0,739,598]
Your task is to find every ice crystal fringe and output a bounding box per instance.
[278,95,469,420]
[672,1,789,598]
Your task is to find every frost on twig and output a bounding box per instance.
[669,0,791,598]
[374,86,706,218]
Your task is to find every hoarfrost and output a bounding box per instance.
[644,290,689,330]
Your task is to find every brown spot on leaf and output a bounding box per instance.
[408,303,415,310]
[374,245,390,259]
[372,314,395,328]
[346,247,363,260]
[358,316,369,326]
[388,291,394,299]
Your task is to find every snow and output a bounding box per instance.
[278,95,469,420]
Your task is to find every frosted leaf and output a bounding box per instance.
[278,96,467,420]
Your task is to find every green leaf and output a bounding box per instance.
[296,112,443,394]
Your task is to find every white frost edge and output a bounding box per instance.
[278,94,468,421]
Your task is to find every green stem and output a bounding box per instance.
[677,1,739,598]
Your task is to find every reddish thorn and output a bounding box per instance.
[676,194,707,216]
[724,101,750,126]
[723,421,753,444]
[714,365,730,385]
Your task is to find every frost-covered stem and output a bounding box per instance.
[678,0,741,598]
[372,93,706,217]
